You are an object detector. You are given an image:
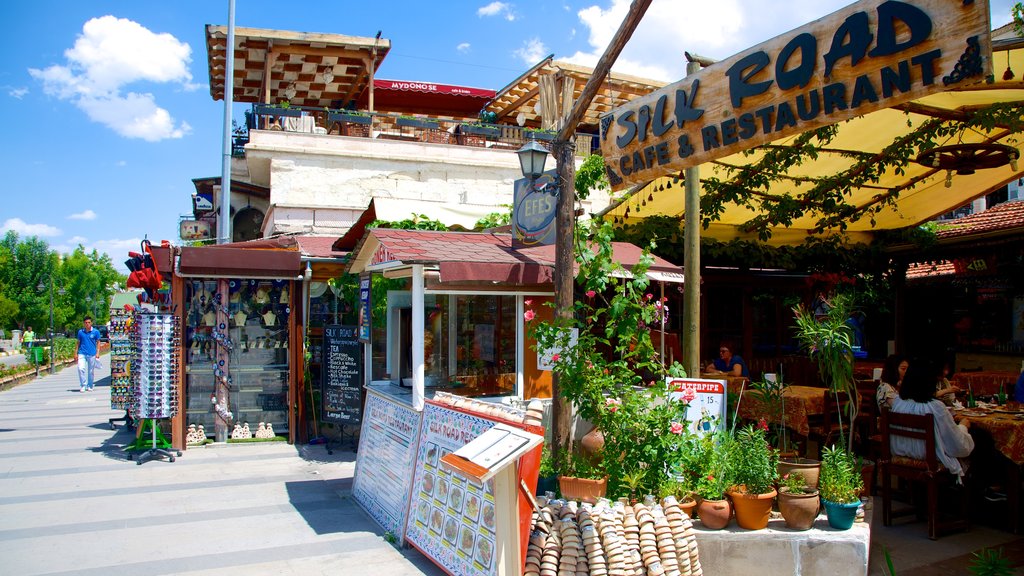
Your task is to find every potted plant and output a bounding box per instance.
[557,450,607,503]
[396,115,440,130]
[727,422,779,530]
[536,445,558,496]
[819,445,863,530]
[777,471,820,530]
[688,429,735,530]
[659,478,697,519]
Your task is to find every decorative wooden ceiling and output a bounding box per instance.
[205,25,390,109]
[484,56,666,131]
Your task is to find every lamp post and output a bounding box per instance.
[516,139,550,184]
[37,277,65,371]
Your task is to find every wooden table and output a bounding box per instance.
[951,371,1018,397]
[733,384,827,437]
[955,403,1024,533]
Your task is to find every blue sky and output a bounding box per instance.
[2,1,1017,272]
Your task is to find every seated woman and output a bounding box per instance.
[890,359,974,481]
[704,340,748,377]
[933,361,960,406]
[876,354,907,410]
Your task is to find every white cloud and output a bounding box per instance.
[28,15,193,141]
[456,42,471,53]
[478,1,516,21]
[565,0,850,82]
[514,38,549,65]
[68,210,97,221]
[8,87,28,99]
[116,160,127,167]
[2,218,62,237]
[68,236,89,244]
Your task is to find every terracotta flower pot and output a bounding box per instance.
[558,475,607,504]
[728,487,777,530]
[777,487,820,531]
[695,497,732,530]
[680,497,697,519]
[777,457,821,491]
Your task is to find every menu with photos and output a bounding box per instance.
[352,389,422,542]
[405,403,499,576]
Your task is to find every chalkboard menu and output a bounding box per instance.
[322,325,363,425]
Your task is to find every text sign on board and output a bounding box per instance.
[512,170,558,248]
[358,275,371,342]
[667,378,727,436]
[600,0,991,190]
[322,325,363,425]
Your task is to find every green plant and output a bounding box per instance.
[750,376,794,452]
[658,478,694,502]
[792,292,857,451]
[730,423,779,495]
[968,547,1013,576]
[622,467,647,501]
[558,449,605,480]
[278,100,290,108]
[383,531,397,544]
[526,219,685,498]
[819,445,862,504]
[779,471,811,495]
[882,545,897,576]
[678,426,734,501]
[538,445,557,477]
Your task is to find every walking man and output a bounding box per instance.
[23,326,35,349]
[75,316,101,392]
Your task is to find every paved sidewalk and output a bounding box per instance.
[0,358,444,576]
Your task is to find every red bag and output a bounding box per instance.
[125,240,163,297]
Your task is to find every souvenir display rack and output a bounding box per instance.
[107,307,134,430]
[128,311,182,464]
[184,279,290,441]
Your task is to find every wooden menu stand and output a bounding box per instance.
[441,424,543,576]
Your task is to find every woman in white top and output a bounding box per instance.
[890,359,974,480]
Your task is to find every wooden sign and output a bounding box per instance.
[321,325,363,425]
[600,0,992,190]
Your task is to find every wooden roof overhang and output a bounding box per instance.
[205,25,390,108]
[484,56,666,132]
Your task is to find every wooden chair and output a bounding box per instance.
[879,408,970,540]
[854,379,881,494]
[807,389,852,457]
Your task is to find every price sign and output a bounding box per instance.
[667,378,727,436]
[322,325,363,425]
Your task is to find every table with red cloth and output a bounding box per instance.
[733,384,827,437]
[951,370,1019,397]
[955,403,1024,532]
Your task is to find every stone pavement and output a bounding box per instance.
[0,357,444,576]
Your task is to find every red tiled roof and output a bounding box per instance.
[294,236,347,259]
[906,260,955,280]
[935,200,1024,239]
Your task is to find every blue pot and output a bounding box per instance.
[536,475,557,496]
[822,498,859,530]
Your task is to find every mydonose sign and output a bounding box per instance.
[600,0,992,191]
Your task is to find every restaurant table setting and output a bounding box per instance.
[950,370,1018,398]
[953,401,1024,465]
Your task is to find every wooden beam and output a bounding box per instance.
[270,44,375,60]
[493,85,540,120]
[892,101,970,122]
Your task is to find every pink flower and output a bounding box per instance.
[670,421,684,435]
[706,474,714,481]
[681,387,697,403]
[524,310,535,321]
[605,398,621,413]
[586,290,596,298]
[524,299,532,306]
[757,418,769,432]
[645,293,653,300]
[551,353,560,363]
[782,473,790,480]
[661,296,668,303]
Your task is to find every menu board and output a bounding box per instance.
[406,403,499,576]
[322,325,363,425]
[352,389,422,541]
[668,377,727,436]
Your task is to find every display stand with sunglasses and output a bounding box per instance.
[126,311,183,465]
[108,308,135,431]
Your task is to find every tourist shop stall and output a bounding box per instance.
[344,227,685,574]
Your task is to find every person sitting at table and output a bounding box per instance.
[933,360,959,407]
[890,359,974,481]
[705,340,748,377]
[876,354,908,410]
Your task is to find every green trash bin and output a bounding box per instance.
[31,346,45,364]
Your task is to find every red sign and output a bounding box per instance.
[374,79,495,99]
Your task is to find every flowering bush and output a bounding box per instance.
[526,220,687,497]
[730,422,779,495]
[678,426,734,501]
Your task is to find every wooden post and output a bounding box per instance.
[683,58,702,379]
[549,0,652,461]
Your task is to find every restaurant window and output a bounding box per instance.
[388,291,517,397]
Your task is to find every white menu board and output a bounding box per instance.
[352,389,422,542]
[406,403,498,576]
[667,378,727,436]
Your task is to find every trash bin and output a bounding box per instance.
[31,346,45,364]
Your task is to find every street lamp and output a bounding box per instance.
[516,139,549,180]
[37,278,65,371]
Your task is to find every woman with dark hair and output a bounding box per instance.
[876,354,908,410]
[890,360,974,480]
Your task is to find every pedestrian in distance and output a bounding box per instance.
[75,315,101,392]
[23,326,35,349]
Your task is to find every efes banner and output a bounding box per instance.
[599,0,992,191]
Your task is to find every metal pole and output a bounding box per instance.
[683,60,702,378]
[218,0,236,245]
[48,278,55,371]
